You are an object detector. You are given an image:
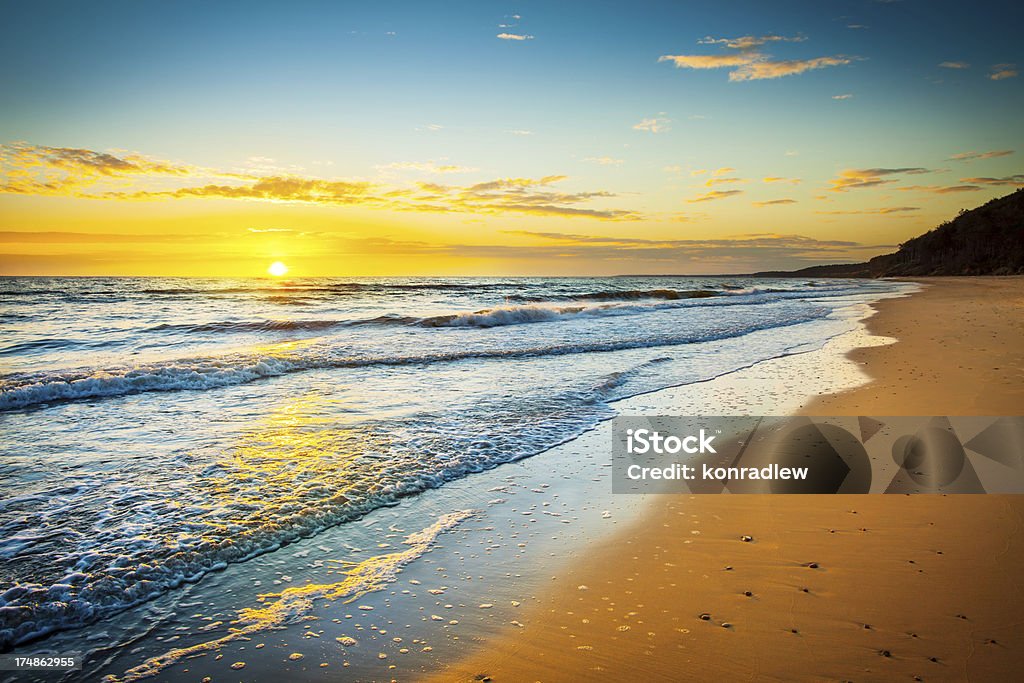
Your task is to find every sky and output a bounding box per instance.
[1,0,1022,276]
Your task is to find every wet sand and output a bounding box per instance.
[432,277,1024,682]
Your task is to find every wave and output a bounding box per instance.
[148,319,345,334]
[107,512,476,682]
[0,355,671,650]
[141,298,723,335]
[417,301,674,328]
[510,288,720,303]
[0,310,823,411]
[133,282,513,296]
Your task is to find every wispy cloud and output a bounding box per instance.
[1,142,641,221]
[753,199,797,206]
[687,189,743,203]
[660,34,854,82]
[832,93,853,100]
[487,229,887,267]
[376,161,478,174]
[947,150,1013,161]
[0,231,208,243]
[632,117,671,133]
[895,184,982,194]
[816,206,920,215]
[827,167,932,192]
[704,176,744,187]
[939,61,970,69]
[732,57,854,81]
[497,32,533,41]
[584,156,624,165]
[696,34,805,50]
[763,176,801,184]
[989,63,1018,80]
[959,174,1024,186]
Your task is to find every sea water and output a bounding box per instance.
[0,276,912,653]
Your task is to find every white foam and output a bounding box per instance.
[106,510,474,682]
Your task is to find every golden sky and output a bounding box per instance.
[1,2,1021,276]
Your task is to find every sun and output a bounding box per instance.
[267,261,289,277]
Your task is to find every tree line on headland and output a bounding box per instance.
[755,188,1024,277]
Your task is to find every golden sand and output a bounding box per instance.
[433,277,1024,681]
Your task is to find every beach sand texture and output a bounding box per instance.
[433,277,1024,682]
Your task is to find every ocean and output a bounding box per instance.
[0,276,911,659]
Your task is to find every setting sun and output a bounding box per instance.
[267,261,288,277]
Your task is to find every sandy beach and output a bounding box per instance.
[432,277,1024,682]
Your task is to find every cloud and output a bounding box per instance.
[753,199,797,206]
[584,156,624,165]
[0,141,199,195]
[763,176,801,185]
[959,174,1024,186]
[687,189,743,203]
[0,231,204,243]
[895,185,982,194]
[704,176,744,187]
[939,61,970,69]
[947,150,1013,161]
[486,229,888,267]
[828,167,932,192]
[816,206,920,215]
[660,36,854,82]
[659,54,760,69]
[697,34,805,50]
[832,93,853,100]
[497,33,533,41]
[990,64,1018,80]
[847,24,869,30]
[1,143,641,221]
[507,129,533,136]
[2,230,895,273]
[632,117,671,133]
[376,161,478,174]
[730,57,854,81]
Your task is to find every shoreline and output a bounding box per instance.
[431,277,1024,682]
[60,282,904,682]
